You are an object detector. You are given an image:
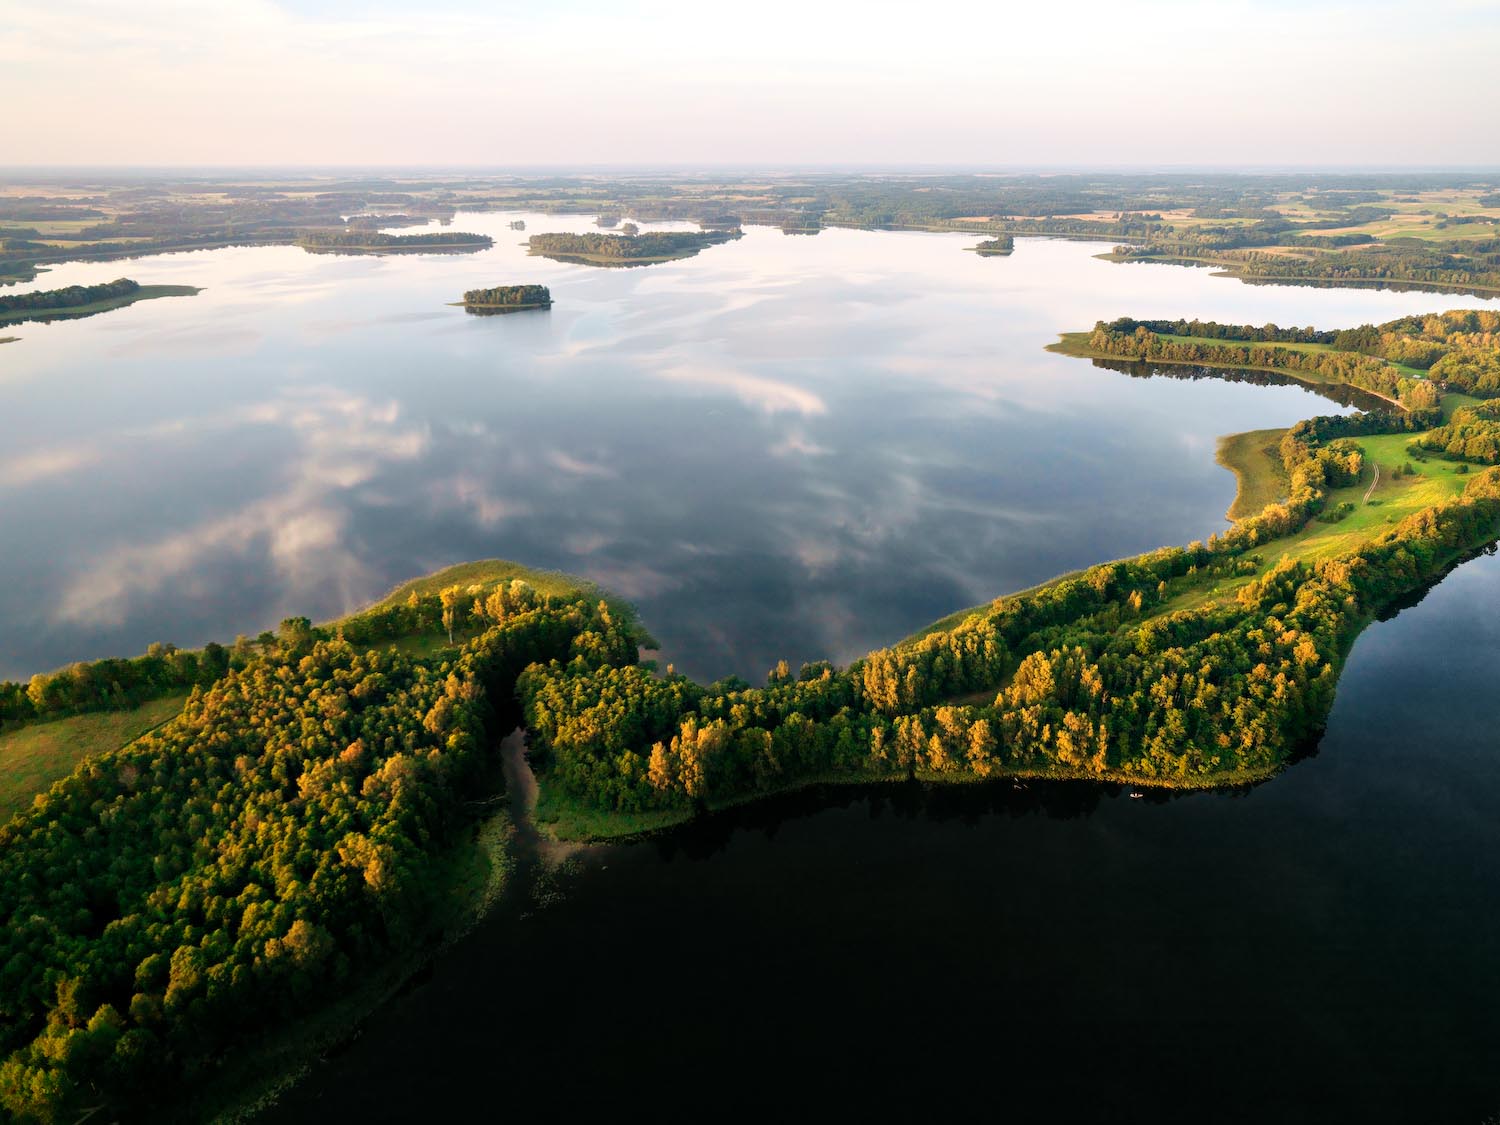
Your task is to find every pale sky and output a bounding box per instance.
[3,0,1498,167]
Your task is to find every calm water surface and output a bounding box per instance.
[7,220,1499,1120]
[2,217,1490,681]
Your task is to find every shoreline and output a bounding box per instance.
[1215,427,1292,521]
[0,283,202,325]
[1045,333,1409,411]
[1095,252,1500,296]
[450,300,552,311]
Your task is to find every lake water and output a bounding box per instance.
[6,219,1500,1121]
[2,216,1489,684]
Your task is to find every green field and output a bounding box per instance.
[1272,432,1471,564]
[363,557,597,611]
[0,284,201,325]
[1149,414,1479,621]
[0,695,187,821]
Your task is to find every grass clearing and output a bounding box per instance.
[1151,415,1479,619]
[365,558,593,610]
[1217,428,1290,520]
[0,695,187,821]
[533,782,689,841]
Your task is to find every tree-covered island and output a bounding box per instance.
[971,235,1014,255]
[456,284,552,312]
[527,229,741,266]
[295,230,493,254]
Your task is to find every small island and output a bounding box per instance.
[0,277,201,325]
[527,228,742,267]
[971,235,1015,256]
[456,283,552,314]
[295,230,493,254]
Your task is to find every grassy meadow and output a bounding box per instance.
[0,695,187,821]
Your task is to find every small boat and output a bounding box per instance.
[1129,791,1145,799]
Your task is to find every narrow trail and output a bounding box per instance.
[498,728,591,871]
[1363,462,1381,504]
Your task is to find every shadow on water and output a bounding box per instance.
[1089,356,1397,412]
[1373,540,1499,622]
[461,304,552,317]
[648,774,1242,863]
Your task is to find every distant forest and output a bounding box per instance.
[296,230,492,252]
[527,229,740,262]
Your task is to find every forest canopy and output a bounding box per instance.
[460,284,551,308]
[0,580,634,1121]
[527,229,740,265]
[296,230,492,253]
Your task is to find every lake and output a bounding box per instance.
[5,219,1499,1121]
[1,217,1487,684]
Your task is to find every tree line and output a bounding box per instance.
[0,279,139,314]
[1412,400,1500,464]
[517,397,1500,814]
[1083,320,1441,411]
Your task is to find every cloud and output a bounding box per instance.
[770,431,831,458]
[657,363,826,416]
[433,475,529,528]
[52,387,426,625]
[546,450,618,479]
[0,446,101,488]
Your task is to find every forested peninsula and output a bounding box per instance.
[4,299,1500,1119]
[527,229,741,266]
[1051,309,1500,407]
[0,279,200,325]
[1108,236,1500,296]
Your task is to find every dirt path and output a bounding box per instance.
[1363,462,1381,504]
[498,728,591,868]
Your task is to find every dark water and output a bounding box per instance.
[2,219,1490,683]
[270,547,1500,1123]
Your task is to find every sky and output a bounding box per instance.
[3,0,1499,167]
